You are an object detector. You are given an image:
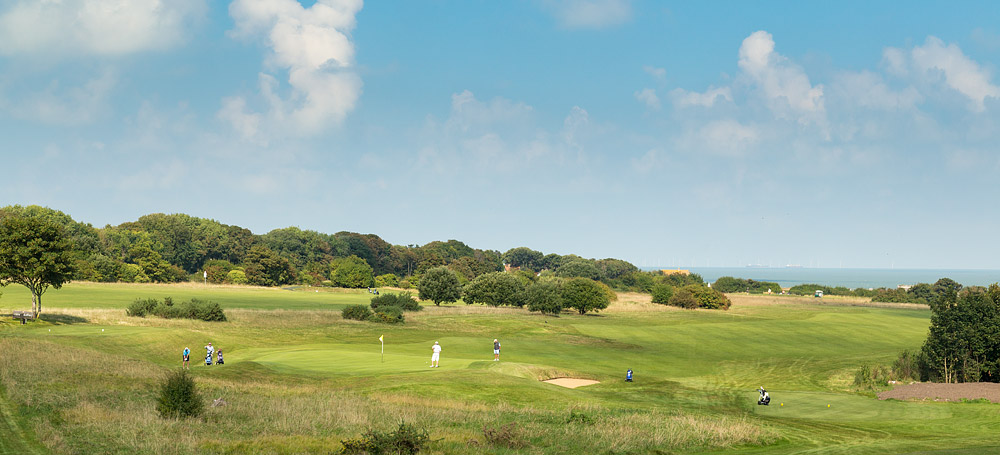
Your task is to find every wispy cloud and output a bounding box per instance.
[634,88,661,110]
[0,0,206,57]
[540,0,632,29]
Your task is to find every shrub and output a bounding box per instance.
[854,363,892,391]
[892,350,920,381]
[687,285,732,310]
[651,284,673,304]
[342,305,373,322]
[371,306,405,324]
[156,369,204,419]
[371,293,422,312]
[667,288,698,309]
[126,298,159,317]
[340,422,429,455]
[226,269,248,285]
[481,423,527,449]
[127,297,226,321]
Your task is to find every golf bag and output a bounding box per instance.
[626,369,633,382]
[205,353,213,366]
[217,351,224,365]
[757,387,770,406]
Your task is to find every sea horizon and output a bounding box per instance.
[641,266,1000,289]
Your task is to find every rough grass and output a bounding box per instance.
[1,284,997,454]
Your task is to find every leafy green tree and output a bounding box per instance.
[375,273,399,287]
[555,259,602,280]
[418,266,461,305]
[932,278,963,301]
[503,247,544,271]
[651,284,674,304]
[242,245,295,287]
[620,271,656,292]
[561,277,610,315]
[525,281,564,315]
[0,215,76,317]
[226,269,248,285]
[920,284,1000,383]
[594,258,638,280]
[462,272,527,307]
[539,253,563,271]
[330,255,374,288]
[711,276,746,293]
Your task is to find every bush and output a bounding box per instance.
[156,369,204,419]
[892,350,920,381]
[650,284,673,304]
[854,363,892,391]
[481,423,527,449]
[687,285,732,310]
[667,288,698,309]
[340,422,429,455]
[127,297,226,321]
[227,269,248,285]
[126,298,159,317]
[342,304,373,321]
[371,293,422,312]
[371,306,405,324]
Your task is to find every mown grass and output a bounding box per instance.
[0,283,997,453]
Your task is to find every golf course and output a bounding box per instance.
[0,282,996,454]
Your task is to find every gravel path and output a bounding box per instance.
[878,382,1000,403]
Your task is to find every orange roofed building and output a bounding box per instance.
[661,269,690,275]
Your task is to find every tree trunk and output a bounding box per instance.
[31,292,38,319]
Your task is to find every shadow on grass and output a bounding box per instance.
[39,313,89,325]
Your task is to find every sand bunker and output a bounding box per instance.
[542,378,600,389]
[878,382,1000,403]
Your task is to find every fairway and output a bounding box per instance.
[1,283,998,454]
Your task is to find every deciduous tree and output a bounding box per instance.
[418,266,461,305]
[0,215,76,317]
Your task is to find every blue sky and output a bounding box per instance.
[2,0,1000,270]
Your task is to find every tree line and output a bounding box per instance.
[0,205,690,294]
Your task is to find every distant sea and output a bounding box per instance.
[643,267,1000,289]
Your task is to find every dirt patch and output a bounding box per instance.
[542,378,600,389]
[878,382,1000,403]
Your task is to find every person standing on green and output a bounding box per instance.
[493,339,501,361]
[182,347,190,368]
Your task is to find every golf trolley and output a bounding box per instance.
[757,387,770,406]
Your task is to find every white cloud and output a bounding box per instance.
[643,65,666,82]
[631,149,663,173]
[670,86,732,108]
[13,71,117,125]
[830,71,921,111]
[884,36,1000,111]
[0,0,206,57]
[634,88,660,110]
[225,0,363,135]
[541,0,632,29]
[738,31,825,122]
[217,96,264,144]
[680,120,758,157]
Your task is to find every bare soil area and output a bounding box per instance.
[542,378,601,389]
[878,382,1000,403]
